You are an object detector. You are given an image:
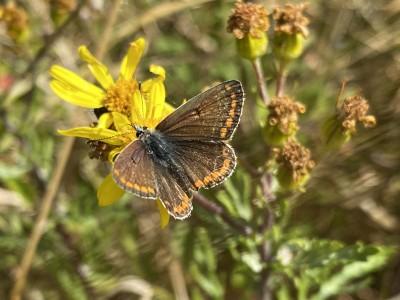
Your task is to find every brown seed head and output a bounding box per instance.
[268,96,306,134]
[273,3,309,38]
[0,4,28,34]
[274,138,315,183]
[341,95,376,132]
[227,0,270,39]
[49,0,76,13]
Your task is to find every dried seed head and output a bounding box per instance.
[49,0,76,14]
[274,138,315,189]
[0,4,29,41]
[268,96,306,134]
[227,0,270,39]
[273,3,310,38]
[341,95,376,132]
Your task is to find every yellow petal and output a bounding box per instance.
[149,64,166,82]
[108,147,124,163]
[157,199,170,229]
[50,81,104,108]
[149,80,166,125]
[112,112,133,133]
[130,89,146,126]
[50,65,105,98]
[58,127,123,145]
[79,46,114,89]
[98,174,125,206]
[50,65,105,108]
[120,38,146,80]
[97,113,113,129]
[141,64,170,126]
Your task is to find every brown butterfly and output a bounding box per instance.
[112,80,245,219]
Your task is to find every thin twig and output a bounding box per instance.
[275,72,286,97]
[193,194,253,235]
[10,136,76,300]
[10,0,122,298]
[252,58,270,106]
[95,0,122,61]
[259,173,276,300]
[275,61,288,97]
[26,0,87,74]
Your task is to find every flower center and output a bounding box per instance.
[104,79,138,116]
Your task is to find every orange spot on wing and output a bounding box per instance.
[125,181,134,188]
[204,175,213,185]
[231,99,237,108]
[229,108,235,117]
[220,127,228,138]
[140,186,148,193]
[226,117,233,128]
[195,180,204,189]
[224,158,232,167]
[173,194,190,214]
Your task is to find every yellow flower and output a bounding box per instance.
[51,38,174,228]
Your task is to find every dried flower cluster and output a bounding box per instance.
[0,4,28,41]
[49,0,76,13]
[227,0,269,39]
[273,3,309,38]
[274,138,315,184]
[268,96,306,134]
[341,95,376,132]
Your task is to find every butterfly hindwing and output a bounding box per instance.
[153,163,193,219]
[156,80,244,141]
[112,140,157,199]
[169,140,236,191]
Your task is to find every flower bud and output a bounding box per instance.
[263,96,306,146]
[271,3,309,63]
[321,95,376,151]
[227,0,269,61]
[0,4,29,42]
[274,138,314,190]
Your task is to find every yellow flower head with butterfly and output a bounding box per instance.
[50,38,172,227]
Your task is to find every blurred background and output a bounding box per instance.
[0,0,399,299]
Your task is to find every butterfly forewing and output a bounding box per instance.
[156,80,244,141]
[112,140,157,199]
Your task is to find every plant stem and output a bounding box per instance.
[252,58,270,106]
[10,0,122,298]
[275,61,288,97]
[193,194,253,235]
[10,136,76,300]
[259,173,276,300]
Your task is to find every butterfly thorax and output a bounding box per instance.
[135,125,175,167]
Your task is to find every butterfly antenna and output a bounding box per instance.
[93,126,135,143]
